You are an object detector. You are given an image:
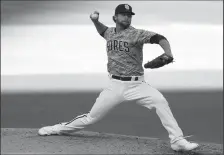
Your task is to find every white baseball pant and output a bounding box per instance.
[64,75,184,143]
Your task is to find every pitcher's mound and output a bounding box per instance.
[1,128,223,154]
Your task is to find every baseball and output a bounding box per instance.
[91,13,99,20]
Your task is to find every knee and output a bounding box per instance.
[137,95,168,110]
[152,95,168,106]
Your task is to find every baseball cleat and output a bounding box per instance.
[38,122,68,136]
[171,138,199,151]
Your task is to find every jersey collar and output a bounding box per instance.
[114,26,133,34]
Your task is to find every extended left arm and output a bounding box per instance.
[158,39,173,58]
[149,34,173,58]
[144,34,174,69]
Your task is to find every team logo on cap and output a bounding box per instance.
[124,4,129,10]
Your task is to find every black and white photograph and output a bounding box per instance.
[1,1,223,154]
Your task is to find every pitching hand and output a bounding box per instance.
[90,11,99,22]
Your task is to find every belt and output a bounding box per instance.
[111,75,139,81]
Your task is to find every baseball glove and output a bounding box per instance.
[144,53,174,69]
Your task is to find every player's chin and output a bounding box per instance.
[121,22,131,28]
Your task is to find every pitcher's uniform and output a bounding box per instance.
[46,26,184,144]
[38,3,199,150]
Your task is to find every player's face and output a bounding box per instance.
[116,13,132,28]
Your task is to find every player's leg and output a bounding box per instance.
[38,80,124,136]
[124,81,199,151]
[63,83,124,130]
[124,81,183,141]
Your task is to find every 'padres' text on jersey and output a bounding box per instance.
[102,26,157,76]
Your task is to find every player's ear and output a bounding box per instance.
[113,15,117,23]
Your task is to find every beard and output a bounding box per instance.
[118,21,131,29]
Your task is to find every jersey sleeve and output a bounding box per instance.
[137,29,157,45]
[100,27,113,40]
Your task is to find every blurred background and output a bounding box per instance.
[1,1,223,144]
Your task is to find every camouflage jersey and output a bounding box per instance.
[102,26,157,76]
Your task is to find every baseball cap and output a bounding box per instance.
[115,4,135,15]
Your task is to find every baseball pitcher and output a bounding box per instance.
[38,4,199,152]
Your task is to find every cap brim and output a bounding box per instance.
[117,12,135,15]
